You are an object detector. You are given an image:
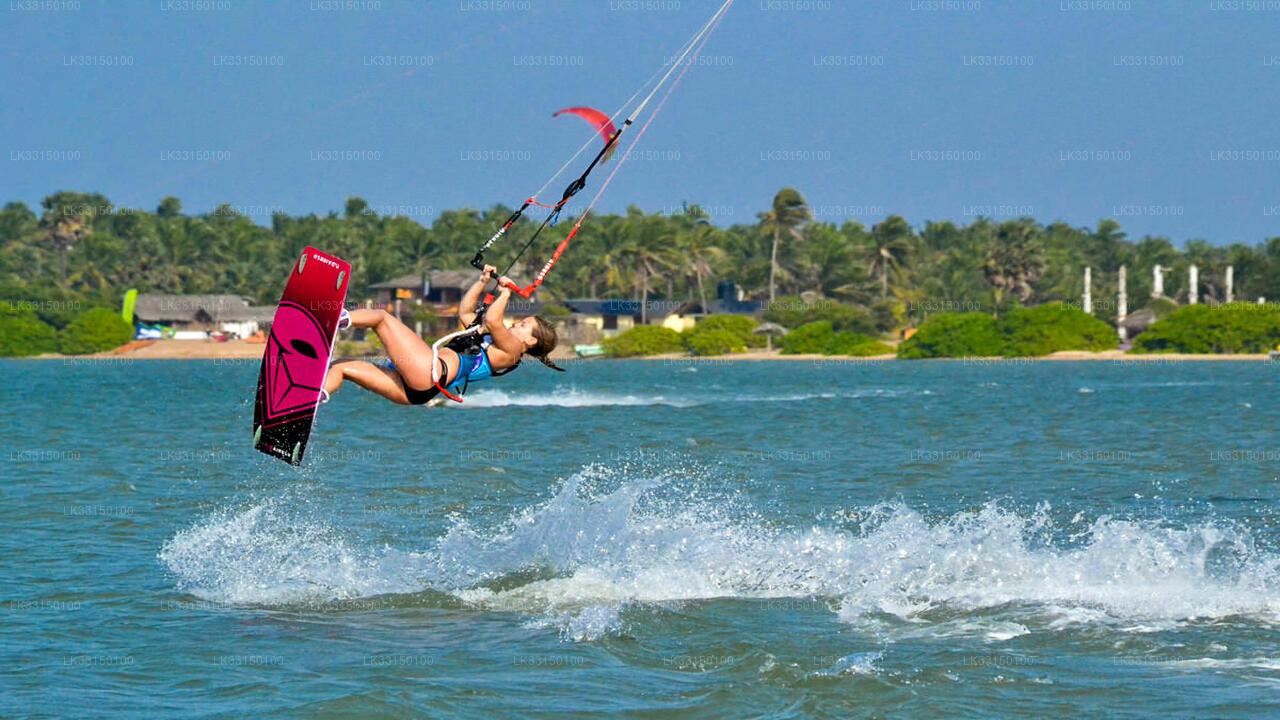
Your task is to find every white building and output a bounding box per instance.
[133,294,276,339]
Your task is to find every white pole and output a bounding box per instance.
[1226,265,1234,304]
[1189,265,1198,305]
[1083,267,1092,314]
[1117,266,1128,343]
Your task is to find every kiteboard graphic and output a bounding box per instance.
[253,246,350,465]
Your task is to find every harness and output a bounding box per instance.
[448,332,518,395]
[429,315,518,404]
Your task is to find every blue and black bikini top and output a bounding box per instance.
[446,333,518,393]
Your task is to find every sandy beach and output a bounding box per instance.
[106,339,268,359]
[21,340,1270,362]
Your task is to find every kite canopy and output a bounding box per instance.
[553,107,619,163]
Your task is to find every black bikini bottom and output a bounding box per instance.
[401,358,449,406]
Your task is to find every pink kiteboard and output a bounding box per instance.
[254,246,350,465]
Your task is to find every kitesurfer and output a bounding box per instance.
[321,265,560,405]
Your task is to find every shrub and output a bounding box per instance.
[897,313,1004,359]
[604,325,684,357]
[685,328,746,356]
[0,309,59,357]
[685,314,763,350]
[693,313,755,335]
[0,283,82,329]
[779,321,837,354]
[1132,303,1280,354]
[899,304,1122,358]
[778,321,892,356]
[1144,296,1179,320]
[58,307,134,355]
[1000,303,1119,356]
[828,332,894,356]
[762,297,877,335]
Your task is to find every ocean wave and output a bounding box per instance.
[160,465,1280,638]
[1157,657,1280,671]
[458,389,697,408]
[158,501,423,606]
[457,387,906,408]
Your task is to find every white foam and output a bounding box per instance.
[1161,657,1280,671]
[460,388,697,408]
[813,650,882,677]
[456,387,905,409]
[158,501,421,605]
[160,465,1280,639]
[524,605,623,642]
[437,473,1280,634]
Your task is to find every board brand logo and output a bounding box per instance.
[312,253,340,269]
[260,300,327,422]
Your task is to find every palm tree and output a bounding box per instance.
[212,214,273,296]
[1090,219,1129,272]
[588,216,632,298]
[344,196,370,219]
[39,191,109,288]
[390,216,439,273]
[618,214,682,323]
[794,222,856,298]
[866,215,915,301]
[982,218,1045,311]
[679,222,725,312]
[757,188,811,302]
[629,248,681,323]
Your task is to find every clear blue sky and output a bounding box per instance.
[3,0,1277,245]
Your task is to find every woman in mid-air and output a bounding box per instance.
[322,265,560,405]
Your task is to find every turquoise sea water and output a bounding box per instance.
[7,357,1280,718]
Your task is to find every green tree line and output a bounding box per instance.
[4,188,1280,331]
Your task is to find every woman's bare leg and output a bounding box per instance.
[347,309,442,389]
[324,361,410,405]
